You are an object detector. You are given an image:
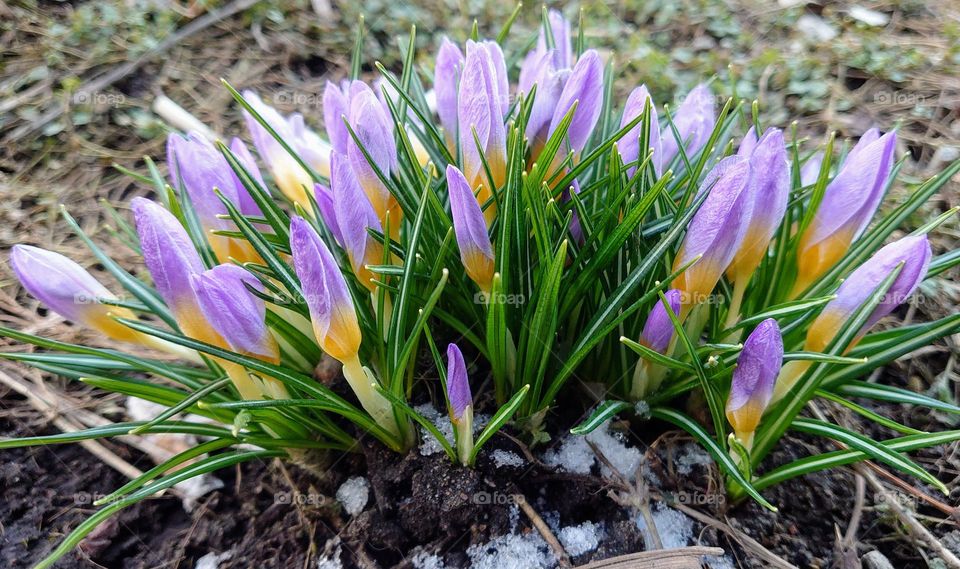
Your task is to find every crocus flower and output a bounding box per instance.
[446,342,474,465]
[242,90,330,208]
[323,80,353,155]
[10,245,139,342]
[774,234,931,402]
[191,264,278,363]
[290,215,362,363]
[290,215,404,439]
[547,49,604,159]
[793,130,897,296]
[806,234,931,353]
[641,289,683,353]
[726,128,790,284]
[519,8,572,93]
[131,197,215,343]
[447,164,495,292]
[313,183,344,245]
[672,156,752,316]
[345,82,401,234]
[435,38,465,151]
[167,132,262,264]
[331,150,384,291]
[799,150,824,188]
[661,83,716,167]
[630,289,681,399]
[458,40,510,224]
[726,318,783,448]
[618,85,662,177]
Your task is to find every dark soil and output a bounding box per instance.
[3,382,958,569]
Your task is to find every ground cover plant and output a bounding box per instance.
[2,7,959,568]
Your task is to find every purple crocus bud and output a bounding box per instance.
[737,127,758,158]
[446,165,495,292]
[290,215,362,363]
[458,40,508,224]
[242,90,330,208]
[805,234,930,353]
[726,318,783,444]
[346,83,400,233]
[794,130,897,295]
[521,51,570,148]
[548,49,604,158]
[673,156,752,316]
[799,150,824,188]
[131,197,204,318]
[10,245,139,341]
[228,137,266,218]
[323,80,352,155]
[640,289,682,353]
[191,264,278,363]
[727,128,790,283]
[618,85,662,177]
[167,132,239,232]
[661,83,716,166]
[435,38,465,150]
[313,183,344,245]
[520,8,573,91]
[331,150,384,292]
[446,343,473,422]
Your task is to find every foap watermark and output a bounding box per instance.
[667,490,726,506]
[471,491,525,506]
[273,91,323,108]
[274,492,332,506]
[474,291,526,306]
[73,91,126,107]
[873,91,928,106]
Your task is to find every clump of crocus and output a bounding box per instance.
[774,234,931,402]
[446,343,474,465]
[672,156,752,317]
[447,164,495,293]
[289,215,407,442]
[630,289,682,399]
[726,318,783,450]
[242,90,330,208]
[792,129,897,296]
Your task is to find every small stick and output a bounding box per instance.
[574,546,725,569]
[513,491,572,568]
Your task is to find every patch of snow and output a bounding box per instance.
[414,403,488,456]
[676,442,713,476]
[706,554,736,569]
[543,420,642,480]
[316,544,343,569]
[195,551,232,569]
[636,503,694,549]
[466,531,556,569]
[410,549,446,569]
[633,400,651,418]
[491,449,526,468]
[797,15,837,42]
[336,476,369,516]
[558,522,602,557]
[849,5,889,27]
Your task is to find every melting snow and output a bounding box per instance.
[336,476,369,516]
[466,531,556,569]
[490,449,526,468]
[635,503,694,549]
[410,549,446,569]
[557,522,602,557]
[414,403,488,456]
[543,420,642,480]
[676,442,713,476]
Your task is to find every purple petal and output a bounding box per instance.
[132,197,204,311]
[346,84,397,214]
[314,183,344,245]
[323,80,351,154]
[619,85,662,177]
[435,38,465,146]
[804,131,896,249]
[290,215,359,360]
[661,83,716,166]
[447,164,494,264]
[331,150,381,275]
[818,234,931,335]
[10,244,114,324]
[228,137,266,218]
[191,264,276,360]
[446,343,473,420]
[727,318,783,414]
[844,127,881,165]
[522,51,569,144]
[538,9,573,70]
[167,132,239,231]
[737,126,759,157]
[548,49,604,155]
[799,151,824,187]
[483,40,510,118]
[641,289,682,353]
[458,40,507,185]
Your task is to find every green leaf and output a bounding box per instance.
[469,384,530,464]
[571,400,633,435]
[832,380,960,415]
[373,385,457,462]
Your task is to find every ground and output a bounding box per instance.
[1,1,959,568]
